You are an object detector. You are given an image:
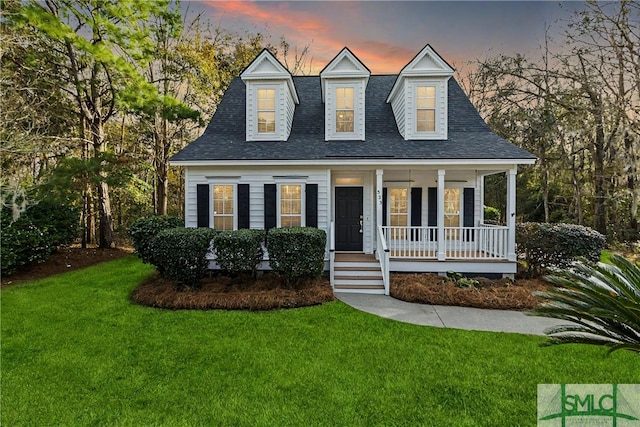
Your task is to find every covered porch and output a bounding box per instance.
[329,165,519,295]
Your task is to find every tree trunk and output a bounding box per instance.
[592,120,607,235]
[625,131,639,233]
[572,150,584,225]
[97,180,115,248]
[92,114,115,248]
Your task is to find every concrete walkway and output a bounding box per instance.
[336,293,568,335]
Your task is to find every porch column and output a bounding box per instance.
[506,168,517,261]
[376,169,383,231]
[478,174,485,224]
[437,169,446,261]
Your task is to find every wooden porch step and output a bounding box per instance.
[334,282,385,294]
[334,253,377,262]
[335,284,385,290]
[334,266,381,272]
[332,252,385,294]
[334,275,383,281]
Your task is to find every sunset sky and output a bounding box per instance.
[183,1,585,75]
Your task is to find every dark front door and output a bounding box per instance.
[335,187,363,251]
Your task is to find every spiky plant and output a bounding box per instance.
[531,254,640,355]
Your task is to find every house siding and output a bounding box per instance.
[185,166,330,232]
[245,81,290,141]
[390,91,406,138]
[285,87,295,139]
[405,78,448,140]
[324,79,366,141]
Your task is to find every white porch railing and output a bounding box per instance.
[376,225,390,295]
[382,225,508,260]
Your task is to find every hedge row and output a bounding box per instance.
[152,227,217,288]
[516,222,606,277]
[130,216,326,288]
[213,229,264,279]
[129,215,183,269]
[1,201,78,275]
[267,227,326,285]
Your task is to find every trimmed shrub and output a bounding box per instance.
[483,206,501,223]
[1,201,78,276]
[213,229,264,278]
[267,227,326,286]
[151,227,216,288]
[129,215,183,266]
[516,222,606,277]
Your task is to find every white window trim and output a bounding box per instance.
[443,187,463,228]
[415,85,437,134]
[414,85,437,136]
[327,82,362,141]
[335,86,355,135]
[277,183,306,228]
[405,79,448,140]
[210,183,238,231]
[386,186,411,227]
[249,83,280,141]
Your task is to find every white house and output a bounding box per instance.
[170,45,537,295]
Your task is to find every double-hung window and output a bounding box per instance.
[389,188,409,240]
[279,184,303,227]
[416,86,436,132]
[213,184,235,230]
[444,188,461,239]
[335,87,354,133]
[257,88,276,134]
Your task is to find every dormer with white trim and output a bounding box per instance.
[241,49,299,142]
[386,45,454,140]
[320,47,370,141]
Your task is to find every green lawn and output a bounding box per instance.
[1,256,637,426]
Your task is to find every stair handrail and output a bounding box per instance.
[377,225,390,295]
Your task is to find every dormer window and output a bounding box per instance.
[240,49,299,142]
[320,47,370,141]
[257,88,276,133]
[416,86,436,133]
[336,87,355,133]
[386,45,454,140]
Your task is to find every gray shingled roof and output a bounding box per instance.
[171,75,536,162]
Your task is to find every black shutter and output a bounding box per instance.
[427,187,437,226]
[463,188,475,227]
[427,187,437,241]
[410,188,422,226]
[264,184,277,231]
[410,187,422,241]
[197,184,210,228]
[237,184,250,229]
[463,187,475,242]
[382,187,388,227]
[305,184,318,228]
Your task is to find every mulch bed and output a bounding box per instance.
[131,273,336,311]
[390,273,550,310]
[1,246,132,287]
[3,246,551,311]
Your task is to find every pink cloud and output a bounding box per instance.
[201,1,434,74]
